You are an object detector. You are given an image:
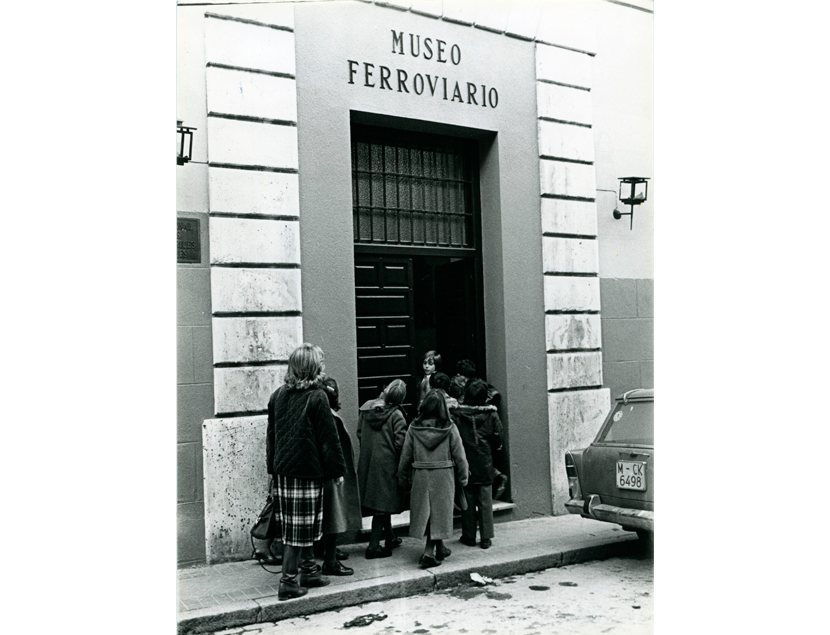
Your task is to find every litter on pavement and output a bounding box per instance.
[344,613,388,628]
[470,572,494,586]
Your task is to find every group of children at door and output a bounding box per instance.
[255,346,507,596]
[358,350,507,568]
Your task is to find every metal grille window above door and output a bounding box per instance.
[352,127,474,248]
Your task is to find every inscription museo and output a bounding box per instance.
[347,29,499,109]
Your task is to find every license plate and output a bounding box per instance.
[617,461,647,491]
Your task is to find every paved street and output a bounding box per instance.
[177,515,640,634]
[208,549,653,635]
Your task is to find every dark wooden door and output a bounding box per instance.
[354,256,417,413]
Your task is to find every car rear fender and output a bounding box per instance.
[582,444,654,510]
[566,448,586,473]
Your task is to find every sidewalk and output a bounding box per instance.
[178,515,641,635]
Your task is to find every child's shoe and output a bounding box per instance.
[299,568,331,588]
[365,545,392,559]
[418,553,440,568]
[493,474,508,499]
[322,560,354,576]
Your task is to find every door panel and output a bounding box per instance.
[354,256,417,410]
[354,264,380,287]
[382,264,409,288]
[356,319,411,348]
[355,293,409,316]
[358,352,412,377]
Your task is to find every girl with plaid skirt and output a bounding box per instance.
[267,344,346,600]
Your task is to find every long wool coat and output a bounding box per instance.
[397,420,469,540]
[357,398,407,514]
[323,411,362,534]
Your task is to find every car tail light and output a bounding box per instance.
[565,452,582,500]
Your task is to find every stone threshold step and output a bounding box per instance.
[359,501,516,533]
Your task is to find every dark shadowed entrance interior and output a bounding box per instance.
[351,123,485,420]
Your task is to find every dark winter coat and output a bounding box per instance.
[450,404,504,485]
[266,385,346,481]
[397,420,468,540]
[323,411,362,533]
[357,398,407,514]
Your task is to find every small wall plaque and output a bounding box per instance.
[177,218,201,263]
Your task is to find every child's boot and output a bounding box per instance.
[278,574,308,600]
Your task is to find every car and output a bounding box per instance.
[564,388,654,543]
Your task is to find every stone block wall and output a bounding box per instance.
[535,40,610,515]
[200,5,304,564]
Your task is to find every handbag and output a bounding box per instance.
[249,478,283,574]
[251,477,280,541]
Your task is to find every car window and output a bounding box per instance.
[598,401,653,445]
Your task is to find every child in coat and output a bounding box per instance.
[451,359,477,403]
[451,379,505,549]
[398,390,469,568]
[430,372,458,410]
[317,376,359,575]
[451,360,507,499]
[417,350,442,407]
[357,379,408,559]
[448,374,467,405]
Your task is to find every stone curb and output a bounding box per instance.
[179,601,259,635]
[177,533,638,634]
[432,537,639,590]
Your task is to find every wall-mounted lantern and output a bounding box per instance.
[612,176,649,230]
[177,120,196,166]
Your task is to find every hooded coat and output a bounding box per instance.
[357,398,407,514]
[450,404,504,485]
[397,420,469,540]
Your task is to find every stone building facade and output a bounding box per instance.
[177,0,653,566]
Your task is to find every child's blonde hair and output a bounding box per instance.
[383,378,407,406]
[284,343,325,390]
